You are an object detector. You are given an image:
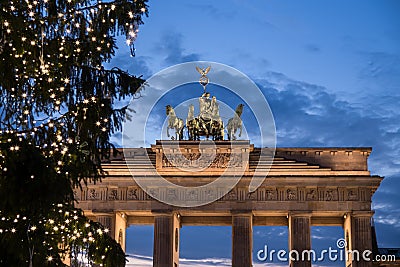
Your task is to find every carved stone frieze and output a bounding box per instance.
[161,153,243,168]
[147,188,159,200]
[266,188,277,200]
[167,188,179,201]
[127,188,139,200]
[223,189,238,200]
[73,189,80,200]
[79,186,369,203]
[87,188,99,200]
[347,188,358,201]
[108,189,118,200]
[306,189,317,200]
[246,190,257,200]
[324,189,338,201]
[287,189,297,201]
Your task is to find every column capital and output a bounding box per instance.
[231,210,253,217]
[289,212,312,218]
[349,211,374,218]
[151,209,173,216]
[115,212,128,222]
[92,211,114,216]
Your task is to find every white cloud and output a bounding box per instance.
[375,216,400,227]
[312,235,327,240]
[372,203,393,210]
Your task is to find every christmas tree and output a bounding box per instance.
[0,0,148,265]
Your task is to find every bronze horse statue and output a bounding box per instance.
[166,105,184,140]
[186,104,199,140]
[226,104,244,140]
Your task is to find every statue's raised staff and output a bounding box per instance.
[166,105,184,140]
[226,104,244,140]
[185,66,224,140]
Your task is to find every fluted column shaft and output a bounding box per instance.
[288,214,311,267]
[153,212,180,267]
[344,212,373,267]
[232,213,253,267]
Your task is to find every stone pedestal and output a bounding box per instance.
[153,212,180,267]
[232,212,253,267]
[288,213,311,267]
[344,212,373,267]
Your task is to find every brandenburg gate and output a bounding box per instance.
[75,66,383,267]
[75,142,382,267]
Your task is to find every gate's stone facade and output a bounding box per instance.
[75,141,382,267]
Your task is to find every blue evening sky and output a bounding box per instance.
[109,1,400,266]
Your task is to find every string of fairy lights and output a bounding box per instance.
[1,1,145,118]
[0,0,147,166]
[0,203,120,265]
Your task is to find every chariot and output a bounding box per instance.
[166,66,243,141]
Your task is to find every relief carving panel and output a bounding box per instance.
[87,188,99,200]
[162,153,243,168]
[306,189,317,200]
[108,189,118,200]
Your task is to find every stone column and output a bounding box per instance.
[343,212,373,267]
[114,212,127,252]
[232,212,253,267]
[153,212,180,267]
[288,213,311,267]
